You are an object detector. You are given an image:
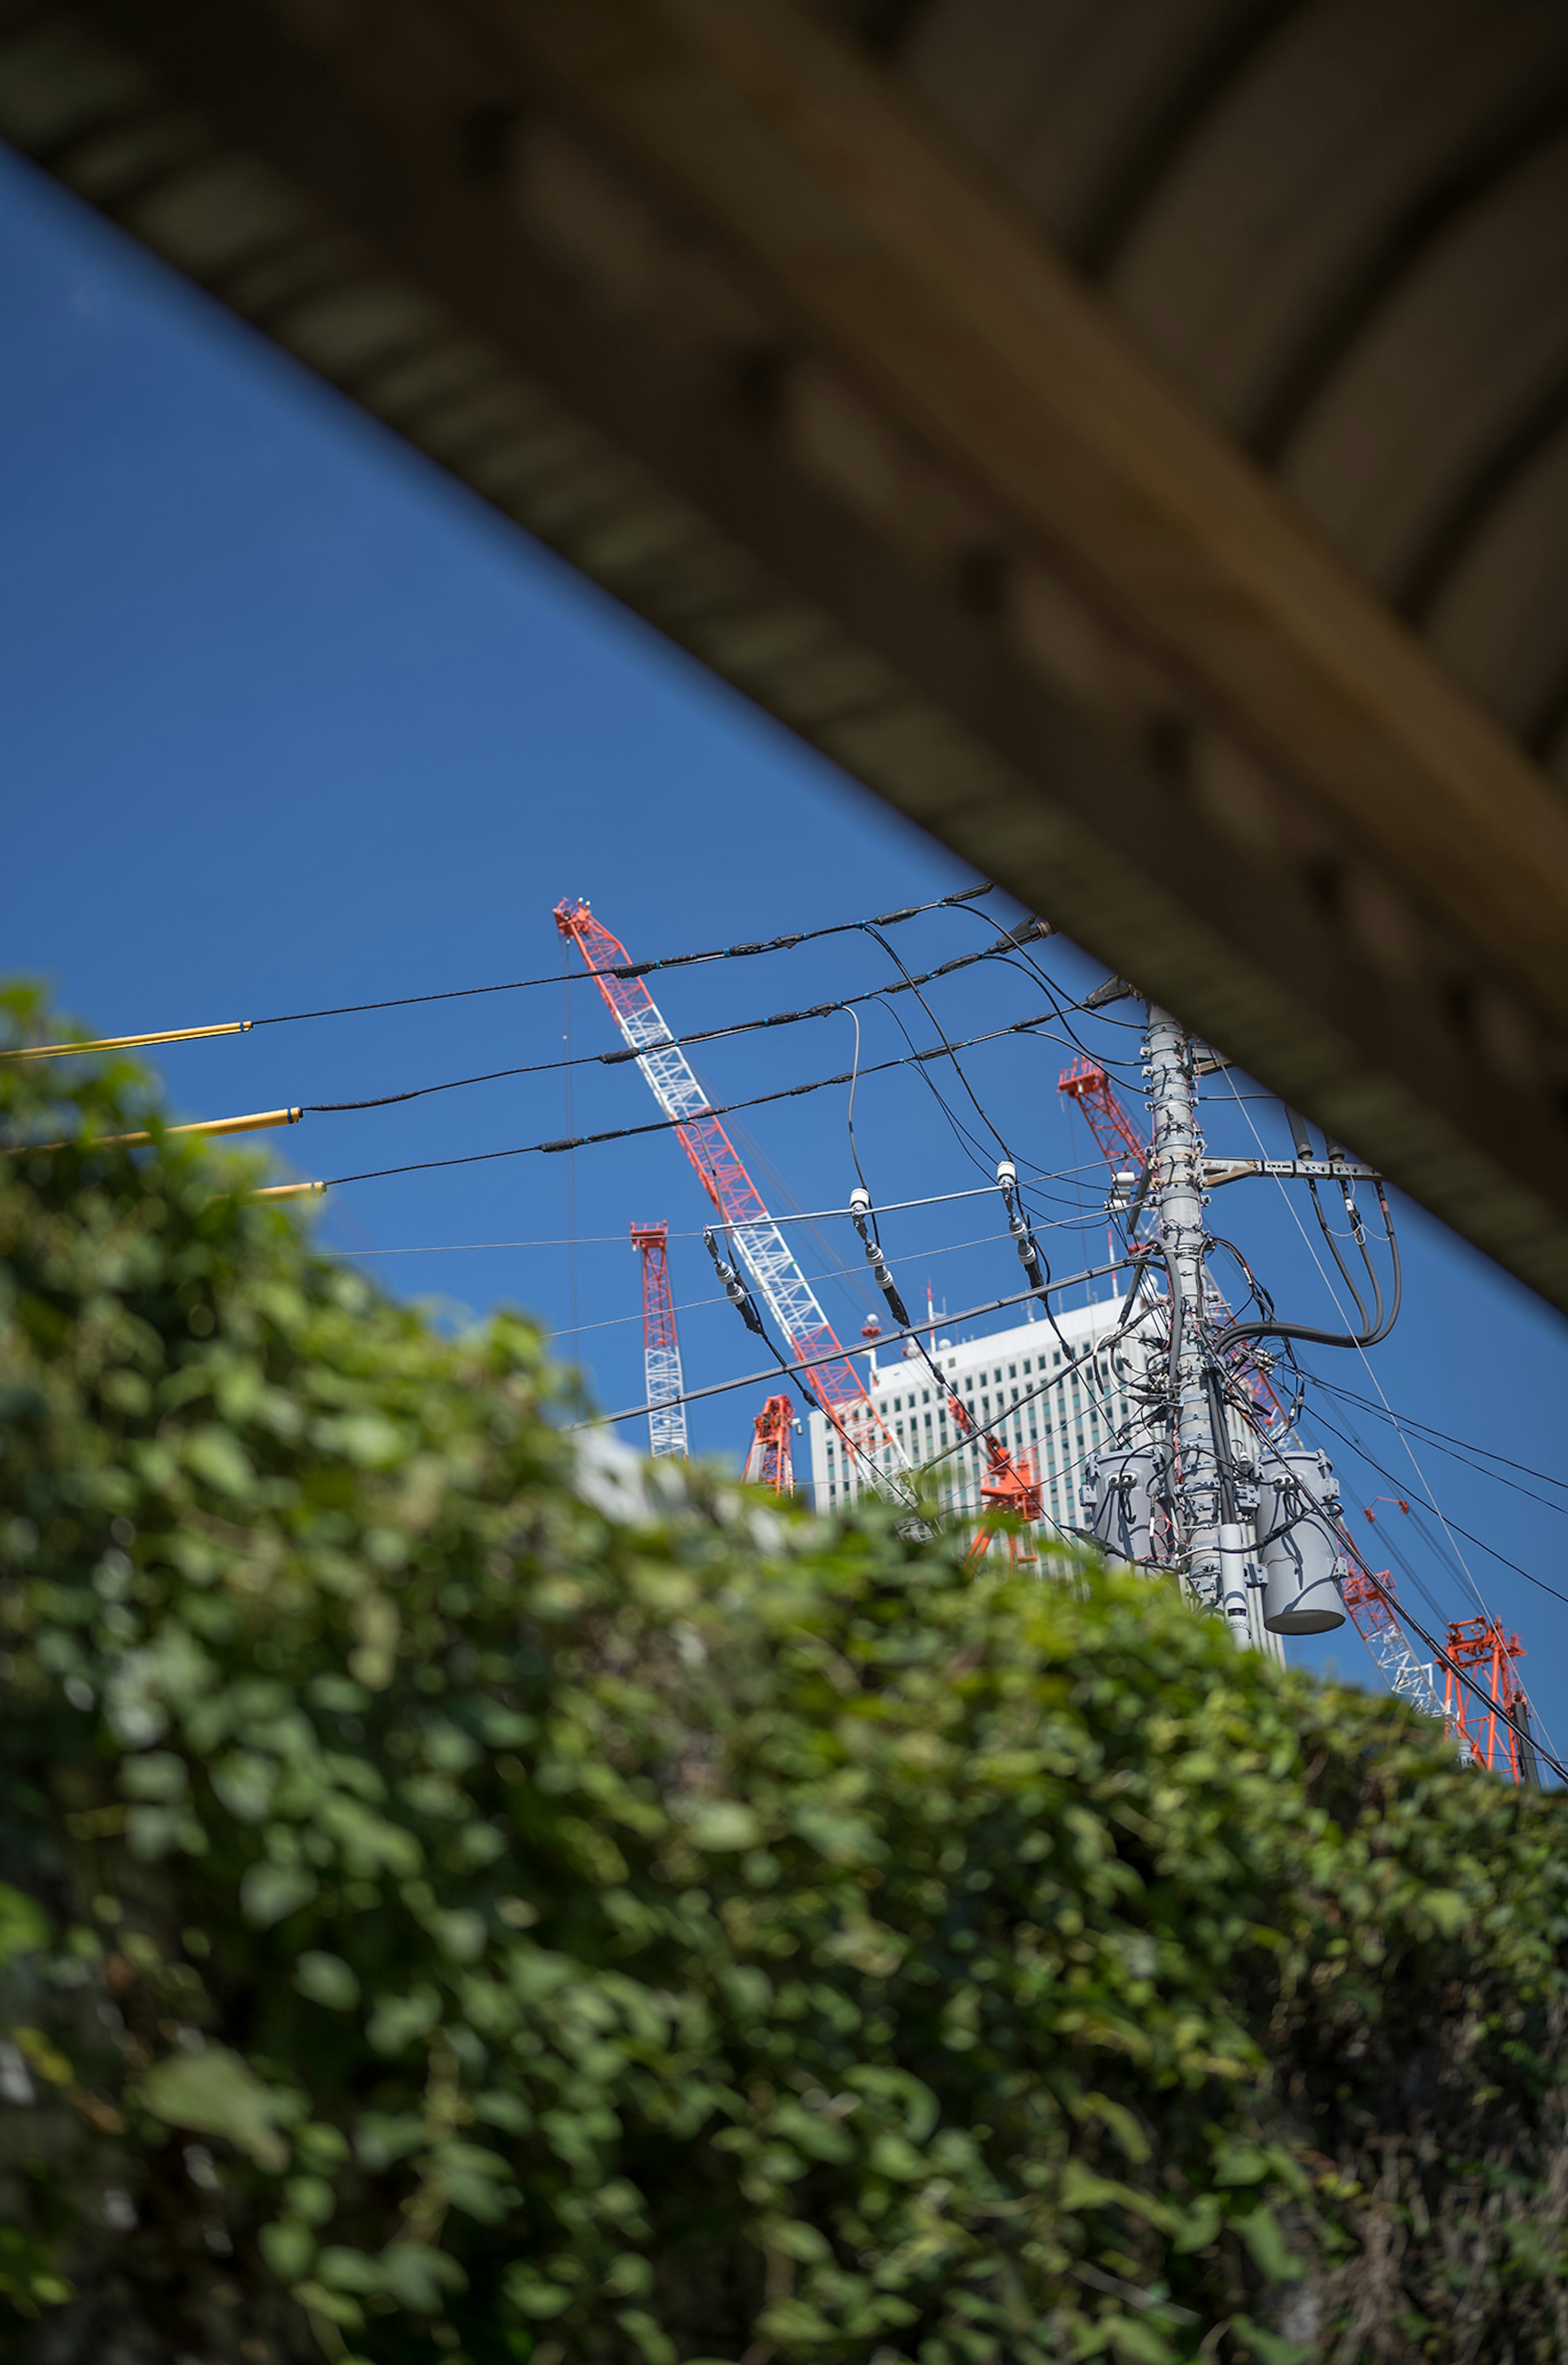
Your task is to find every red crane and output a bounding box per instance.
[630,1223,687,1461]
[555,899,906,1493]
[1443,1616,1537,1782]
[1059,1057,1147,1179]
[744,1396,795,1495]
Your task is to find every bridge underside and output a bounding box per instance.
[5,0,1568,1312]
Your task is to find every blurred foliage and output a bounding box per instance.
[0,984,1566,2365]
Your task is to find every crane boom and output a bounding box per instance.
[555,900,907,1477]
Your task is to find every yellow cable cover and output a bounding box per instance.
[20,1108,301,1153]
[0,1022,250,1058]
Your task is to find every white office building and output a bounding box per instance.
[804,1292,1148,1532]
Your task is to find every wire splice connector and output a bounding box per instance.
[996,1158,1049,1299]
[848,1186,913,1329]
[702,1228,766,1339]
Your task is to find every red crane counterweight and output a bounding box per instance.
[745,1396,795,1495]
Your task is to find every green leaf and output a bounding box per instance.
[0,1883,48,1965]
[684,1801,762,1851]
[240,1863,317,1928]
[137,2045,290,2171]
[259,2220,316,2282]
[1233,2205,1304,2284]
[293,1952,360,2012]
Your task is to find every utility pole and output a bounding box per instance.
[1144,1008,1252,1642]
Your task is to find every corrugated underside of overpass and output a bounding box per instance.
[4,0,1568,1313]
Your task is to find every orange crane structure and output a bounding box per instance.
[744,1396,795,1495]
[1443,1615,1538,1782]
[555,899,906,1496]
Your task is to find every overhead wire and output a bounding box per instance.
[6,885,1000,1057]
[1214,1064,1483,1610]
[938,899,1147,1071]
[336,1174,1110,1253]
[1301,1405,1568,1615]
[315,1012,1073,1191]
[298,935,1029,1117]
[575,1259,1135,1433]
[860,922,1015,1159]
[1306,1376,1568,1504]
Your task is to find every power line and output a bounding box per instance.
[334,1173,1110,1255]
[571,1258,1135,1431]
[300,935,1028,1116]
[1305,1405,1568,1613]
[1214,1066,1492,1621]
[318,1014,1071,1191]
[4,885,996,1056]
[1307,1375,1568,1504]
[348,1227,1019,1343]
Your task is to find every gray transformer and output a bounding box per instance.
[1081,1443,1168,1566]
[1255,1450,1347,1633]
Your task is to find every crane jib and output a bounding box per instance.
[553,899,910,1474]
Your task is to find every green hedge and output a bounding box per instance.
[1,991,1566,2365]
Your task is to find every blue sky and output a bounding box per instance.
[4,143,1567,1755]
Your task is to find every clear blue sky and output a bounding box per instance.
[4,143,1567,1753]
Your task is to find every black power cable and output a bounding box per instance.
[316,1012,1066,1190]
[258,884,997,1029]
[1307,1377,1568,1506]
[1218,1183,1402,1352]
[300,937,1025,1115]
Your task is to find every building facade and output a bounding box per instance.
[804,1294,1146,1531]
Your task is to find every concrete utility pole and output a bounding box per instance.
[1144,1009,1253,1642]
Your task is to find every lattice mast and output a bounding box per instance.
[554,901,906,1479]
[630,1222,688,1460]
[744,1396,795,1495]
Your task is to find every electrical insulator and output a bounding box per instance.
[1255,1451,1347,1633]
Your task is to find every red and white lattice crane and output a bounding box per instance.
[555,900,906,1491]
[630,1222,687,1461]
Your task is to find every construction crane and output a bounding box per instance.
[554,899,906,1492]
[744,1395,795,1494]
[630,1222,687,1461]
[1443,1615,1539,1783]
